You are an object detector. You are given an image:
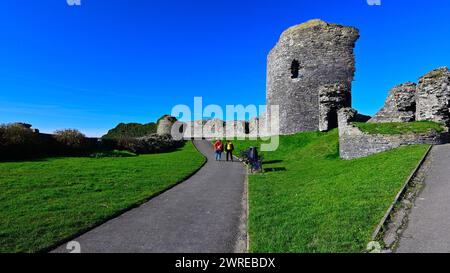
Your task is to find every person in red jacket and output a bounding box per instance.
[214,139,224,161]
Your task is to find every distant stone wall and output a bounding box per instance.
[203,119,225,139]
[266,19,359,135]
[224,121,247,139]
[181,118,274,139]
[338,108,449,160]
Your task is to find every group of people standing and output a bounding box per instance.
[213,139,235,162]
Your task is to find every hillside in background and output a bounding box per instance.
[102,122,157,139]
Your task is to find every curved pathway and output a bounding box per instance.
[397,144,450,253]
[52,140,246,253]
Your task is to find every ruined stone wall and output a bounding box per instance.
[267,19,359,135]
[248,117,259,138]
[203,119,225,139]
[180,118,275,139]
[224,121,247,139]
[319,83,351,131]
[370,67,450,126]
[182,120,249,139]
[369,83,417,123]
[416,67,450,125]
[338,108,449,160]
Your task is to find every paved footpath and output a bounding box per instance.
[53,140,246,253]
[397,144,450,253]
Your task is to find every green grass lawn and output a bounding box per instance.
[354,121,445,135]
[0,142,205,253]
[233,130,429,253]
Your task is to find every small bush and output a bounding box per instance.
[53,129,86,149]
[116,137,146,154]
[0,123,40,159]
[0,123,35,146]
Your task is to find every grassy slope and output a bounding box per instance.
[0,142,205,253]
[354,121,445,135]
[233,130,429,253]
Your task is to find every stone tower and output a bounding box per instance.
[266,19,359,135]
[157,115,177,136]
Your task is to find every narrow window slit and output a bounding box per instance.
[291,59,301,79]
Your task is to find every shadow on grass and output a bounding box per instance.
[0,157,53,163]
[263,160,284,164]
[264,167,287,173]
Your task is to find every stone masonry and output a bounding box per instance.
[416,67,450,126]
[369,82,417,123]
[266,19,359,135]
[370,67,450,126]
[157,115,177,136]
[319,83,351,131]
[339,108,449,160]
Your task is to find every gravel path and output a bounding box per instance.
[52,140,246,253]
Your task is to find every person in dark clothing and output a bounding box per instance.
[249,147,258,163]
[248,147,261,173]
[225,140,235,162]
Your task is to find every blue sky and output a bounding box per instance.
[0,0,449,137]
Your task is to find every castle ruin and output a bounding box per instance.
[266,19,359,135]
[170,20,449,160]
[340,67,450,159]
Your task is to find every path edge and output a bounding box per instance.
[43,141,208,253]
[207,140,249,253]
[371,145,433,242]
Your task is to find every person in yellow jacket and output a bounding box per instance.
[225,140,235,162]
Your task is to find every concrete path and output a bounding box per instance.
[52,140,246,253]
[397,144,450,253]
